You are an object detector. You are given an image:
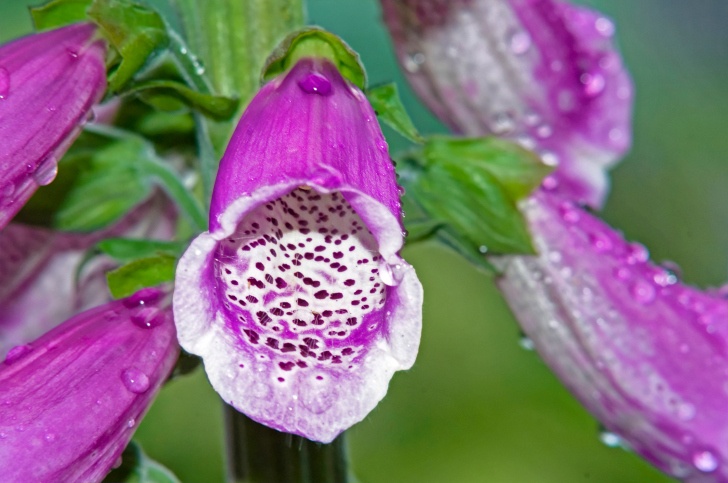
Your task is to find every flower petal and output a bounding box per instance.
[0,23,107,229]
[174,59,423,442]
[495,191,728,481]
[0,288,179,483]
[381,0,633,208]
[0,195,177,358]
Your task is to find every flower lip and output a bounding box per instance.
[174,58,422,442]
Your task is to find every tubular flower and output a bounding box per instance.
[0,288,179,483]
[174,58,423,443]
[381,0,633,208]
[0,195,176,358]
[495,191,728,482]
[0,23,107,230]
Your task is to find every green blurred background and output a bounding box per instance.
[1,0,726,481]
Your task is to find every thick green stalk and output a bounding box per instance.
[224,407,349,483]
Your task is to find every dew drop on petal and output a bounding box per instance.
[121,367,150,394]
[0,66,9,99]
[403,52,425,73]
[298,73,332,96]
[33,156,58,186]
[630,280,656,304]
[693,450,719,473]
[599,431,623,448]
[4,345,32,365]
[508,29,532,55]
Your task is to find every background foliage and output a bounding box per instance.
[1,0,726,481]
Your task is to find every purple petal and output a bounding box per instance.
[0,23,107,230]
[495,191,728,481]
[0,288,179,483]
[0,195,177,357]
[174,59,423,443]
[381,0,633,208]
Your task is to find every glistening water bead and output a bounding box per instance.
[215,188,387,375]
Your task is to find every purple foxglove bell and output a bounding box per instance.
[0,288,179,483]
[0,195,176,358]
[0,23,107,230]
[495,190,728,482]
[174,58,423,443]
[382,0,633,208]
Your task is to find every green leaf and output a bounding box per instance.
[106,254,176,299]
[424,136,552,200]
[87,0,169,93]
[97,238,185,262]
[127,79,239,119]
[404,157,536,256]
[31,0,93,31]
[367,83,423,144]
[102,441,181,483]
[262,27,367,90]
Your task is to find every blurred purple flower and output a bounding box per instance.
[0,288,179,483]
[0,23,107,230]
[496,191,728,482]
[174,58,423,443]
[0,195,176,358]
[382,0,633,208]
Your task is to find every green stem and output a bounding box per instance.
[224,407,349,483]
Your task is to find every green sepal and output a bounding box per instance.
[126,79,239,119]
[262,27,366,90]
[102,441,181,483]
[97,238,186,262]
[31,0,93,30]
[87,0,169,93]
[367,83,423,144]
[106,254,176,299]
[424,136,552,200]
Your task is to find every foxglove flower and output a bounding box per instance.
[0,23,107,230]
[495,191,728,482]
[0,195,176,357]
[382,0,633,208]
[0,288,179,483]
[174,58,423,443]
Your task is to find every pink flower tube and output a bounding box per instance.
[0,288,179,483]
[381,0,633,208]
[174,58,423,443]
[0,23,107,229]
[496,191,728,482]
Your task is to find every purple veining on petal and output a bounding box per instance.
[0,23,107,230]
[0,288,178,482]
[381,0,633,208]
[174,59,423,443]
[495,191,728,482]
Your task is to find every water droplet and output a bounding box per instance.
[540,151,559,167]
[122,288,163,308]
[66,47,79,58]
[558,202,580,223]
[625,243,649,265]
[599,431,622,448]
[127,417,136,428]
[396,185,406,196]
[33,157,58,186]
[195,65,205,75]
[403,52,425,73]
[595,17,615,37]
[693,449,719,473]
[376,136,388,152]
[179,46,188,55]
[297,73,332,95]
[630,280,656,304]
[519,336,534,351]
[121,367,150,394]
[677,402,696,421]
[0,67,9,99]
[4,345,32,364]
[490,112,516,134]
[535,124,553,139]
[478,245,488,254]
[588,231,613,252]
[131,308,165,329]
[541,175,559,191]
[508,30,532,55]
[581,72,605,97]
[45,432,56,443]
